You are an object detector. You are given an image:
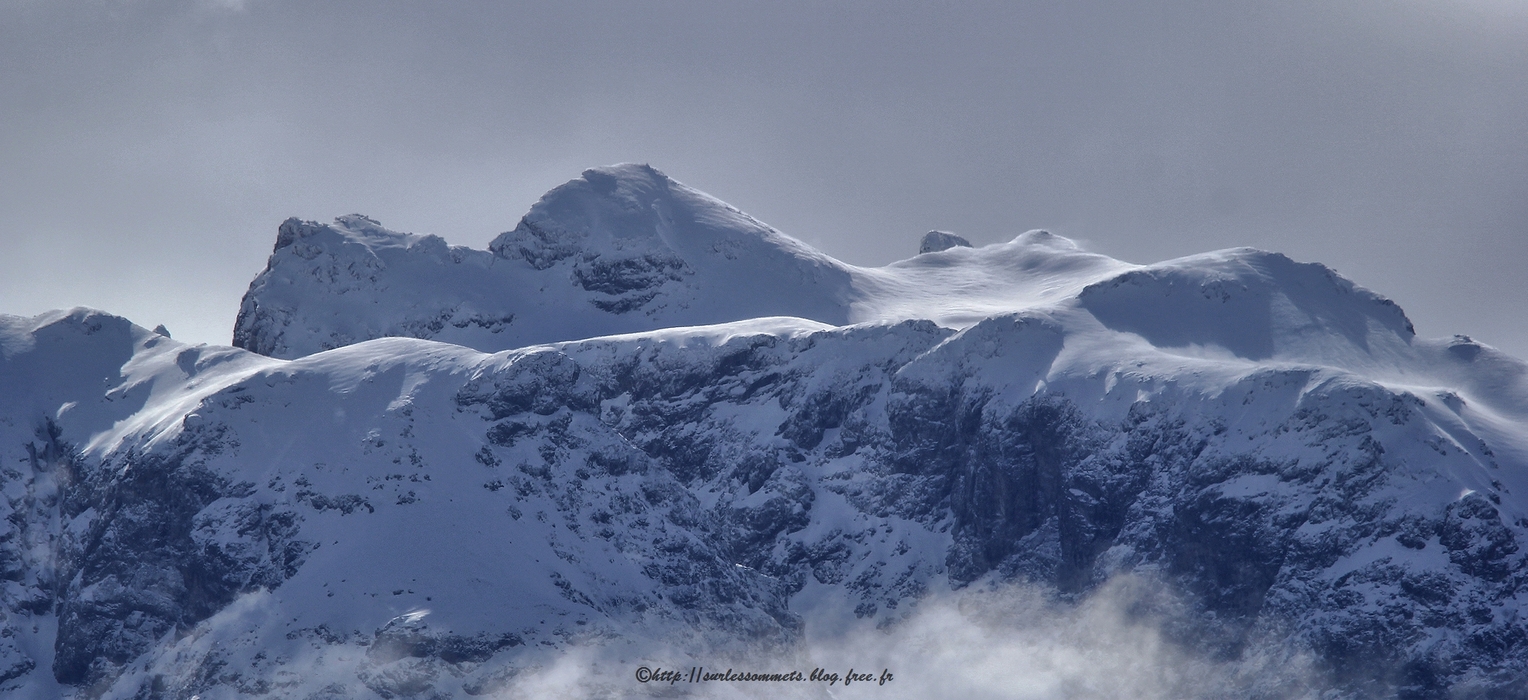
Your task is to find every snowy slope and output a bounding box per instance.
[7,309,1528,696]
[4,165,1528,698]
[3,310,812,698]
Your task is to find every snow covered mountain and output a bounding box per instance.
[4,164,1527,698]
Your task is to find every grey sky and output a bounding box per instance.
[3,0,1525,357]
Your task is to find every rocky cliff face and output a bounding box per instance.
[4,165,1528,698]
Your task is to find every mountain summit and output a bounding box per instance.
[234,164,856,359]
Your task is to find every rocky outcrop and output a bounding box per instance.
[918,230,972,254]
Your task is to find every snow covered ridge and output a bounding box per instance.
[2,164,1527,697]
[232,163,1448,377]
[233,165,857,360]
[238,163,1148,360]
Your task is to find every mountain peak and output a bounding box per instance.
[1012,229,1073,248]
[580,162,666,192]
[919,230,972,254]
[235,165,857,359]
[487,162,829,272]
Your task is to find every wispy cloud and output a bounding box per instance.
[114,573,1324,698]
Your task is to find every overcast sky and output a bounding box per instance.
[3,0,1525,357]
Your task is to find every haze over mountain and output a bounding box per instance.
[3,165,1526,698]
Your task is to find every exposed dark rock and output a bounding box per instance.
[919,231,972,254]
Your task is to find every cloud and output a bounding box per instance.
[791,575,1320,700]
[90,572,1326,698]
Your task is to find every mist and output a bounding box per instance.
[102,574,1334,699]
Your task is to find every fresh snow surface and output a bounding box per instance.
[4,164,1528,698]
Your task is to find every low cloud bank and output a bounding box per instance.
[107,574,1330,699]
[471,574,1323,699]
